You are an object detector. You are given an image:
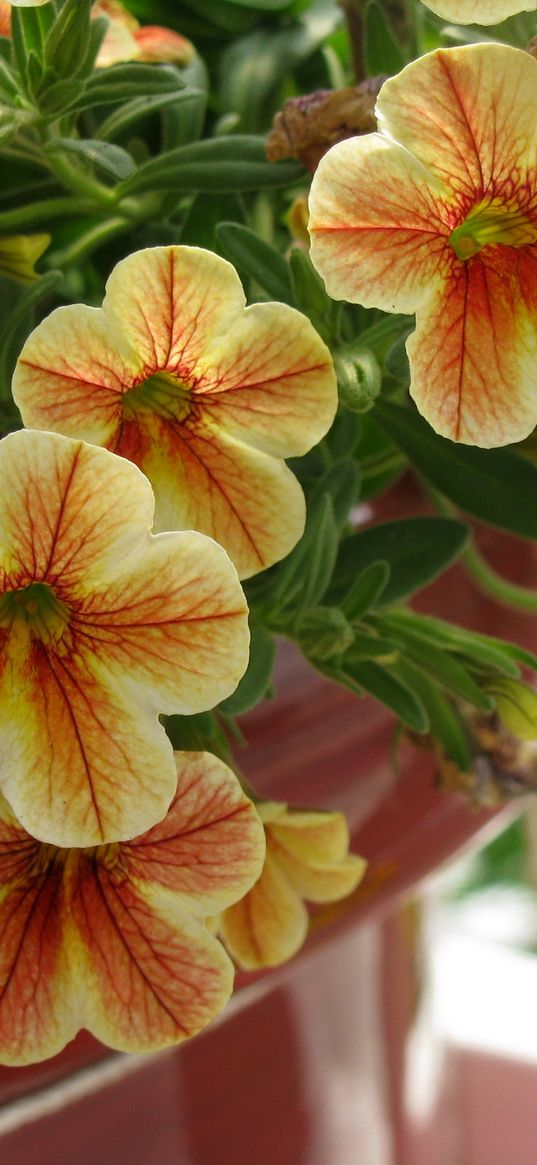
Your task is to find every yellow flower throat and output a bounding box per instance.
[450,198,537,260]
[0,582,69,646]
[123,370,191,422]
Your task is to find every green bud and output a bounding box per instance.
[335,349,381,413]
[298,606,355,662]
[487,678,537,740]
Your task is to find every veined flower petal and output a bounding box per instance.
[408,246,537,445]
[309,134,451,312]
[219,850,308,970]
[0,756,263,1064]
[125,752,265,918]
[0,430,248,846]
[13,246,337,578]
[116,413,306,579]
[220,801,365,970]
[418,0,536,25]
[376,45,537,203]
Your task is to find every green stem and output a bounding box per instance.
[463,542,537,614]
[0,196,99,231]
[338,0,366,83]
[43,150,117,205]
[45,216,130,268]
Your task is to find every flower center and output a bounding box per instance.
[0,581,70,646]
[123,370,191,422]
[450,198,537,260]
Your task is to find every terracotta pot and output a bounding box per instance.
[1,478,536,1163]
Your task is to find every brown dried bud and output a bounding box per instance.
[435,712,537,807]
[265,77,384,172]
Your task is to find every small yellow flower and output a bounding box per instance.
[0,233,49,283]
[0,752,265,1066]
[219,801,366,969]
[13,245,337,579]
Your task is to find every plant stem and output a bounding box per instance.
[43,150,117,205]
[45,216,130,268]
[339,0,366,83]
[462,542,537,614]
[0,196,98,231]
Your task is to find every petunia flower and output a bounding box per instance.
[12,245,337,579]
[308,44,537,448]
[219,801,366,969]
[0,428,249,848]
[92,0,194,69]
[0,751,265,1066]
[418,0,536,25]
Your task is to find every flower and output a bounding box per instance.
[308,44,537,448]
[13,245,337,579]
[0,751,265,1066]
[0,429,249,848]
[418,0,536,24]
[0,233,49,283]
[92,0,194,68]
[219,801,366,969]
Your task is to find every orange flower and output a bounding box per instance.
[92,0,194,68]
[309,45,537,447]
[0,752,265,1065]
[0,429,248,847]
[219,802,366,969]
[13,245,337,579]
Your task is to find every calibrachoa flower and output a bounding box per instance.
[219,801,366,969]
[309,44,537,447]
[13,245,337,578]
[0,233,49,283]
[0,429,249,848]
[92,0,194,68]
[0,751,265,1066]
[419,0,536,24]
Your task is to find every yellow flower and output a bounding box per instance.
[219,801,366,969]
[418,0,536,23]
[0,752,265,1065]
[13,245,337,579]
[0,429,248,847]
[309,45,537,447]
[0,233,49,283]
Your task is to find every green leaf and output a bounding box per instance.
[220,1,340,131]
[333,657,429,732]
[68,63,184,112]
[44,0,92,81]
[328,517,468,607]
[340,560,390,620]
[365,0,407,76]
[375,399,537,541]
[179,192,246,250]
[300,494,339,610]
[37,78,86,116]
[50,138,136,182]
[382,610,521,678]
[216,221,294,304]
[0,269,62,396]
[220,626,276,715]
[307,461,361,531]
[121,135,303,195]
[289,247,333,330]
[395,661,472,769]
[96,88,206,143]
[380,617,494,712]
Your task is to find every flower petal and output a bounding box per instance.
[0,816,73,1065]
[376,45,537,204]
[197,301,337,458]
[219,851,308,970]
[77,530,249,712]
[0,624,179,846]
[69,857,234,1053]
[421,0,536,20]
[103,246,246,374]
[408,246,537,445]
[125,751,265,916]
[265,807,353,865]
[268,838,365,903]
[309,133,451,312]
[116,410,306,578]
[12,304,140,448]
[0,431,155,595]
